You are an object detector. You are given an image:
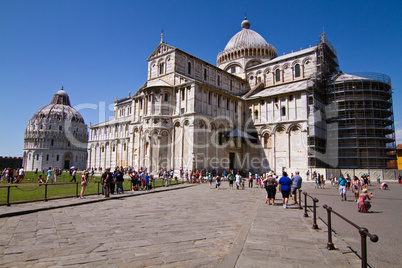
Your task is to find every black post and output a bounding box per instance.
[45,184,48,202]
[298,189,302,209]
[76,182,79,198]
[312,198,319,229]
[359,227,368,268]
[97,181,100,195]
[303,192,308,217]
[324,205,335,250]
[7,185,11,207]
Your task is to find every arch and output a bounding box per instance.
[302,57,312,65]
[210,122,216,130]
[157,57,165,64]
[199,120,207,129]
[224,63,242,73]
[259,126,273,136]
[173,120,181,127]
[291,59,301,67]
[245,59,263,69]
[160,129,170,136]
[287,123,302,133]
[273,124,286,134]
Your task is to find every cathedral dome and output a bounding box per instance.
[217,18,277,66]
[31,88,85,123]
[224,20,268,51]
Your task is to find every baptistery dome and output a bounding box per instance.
[217,18,277,66]
[23,88,88,171]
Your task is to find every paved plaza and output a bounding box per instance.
[0,182,363,267]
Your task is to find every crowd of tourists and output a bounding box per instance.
[1,167,30,183]
[99,167,158,198]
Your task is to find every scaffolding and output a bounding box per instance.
[326,72,395,168]
[307,33,339,168]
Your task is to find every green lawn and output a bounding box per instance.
[0,171,183,205]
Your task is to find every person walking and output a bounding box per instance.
[291,171,302,205]
[80,170,89,198]
[263,171,277,205]
[278,171,292,208]
[337,174,348,201]
[114,170,124,194]
[208,171,213,189]
[352,176,362,202]
[235,172,242,190]
[164,170,169,187]
[7,167,14,183]
[17,167,25,183]
[228,172,234,189]
[248,172,254,188]
[46,167,54,184]
[70,169,77,182]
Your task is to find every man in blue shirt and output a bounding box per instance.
[337,174,347,201]
[278,171,293,208]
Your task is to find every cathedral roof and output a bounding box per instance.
[247,80,314,98]
[31,88,85,124]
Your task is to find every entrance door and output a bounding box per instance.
[64,160,70,170]
[229,152,236,170]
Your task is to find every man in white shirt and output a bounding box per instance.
[235,172,242,190]
[17,168,25,183]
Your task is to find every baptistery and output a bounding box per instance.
[23,88,88,171]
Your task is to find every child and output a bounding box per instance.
[215,175,221,189]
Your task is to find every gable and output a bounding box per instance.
[147,43,176,61]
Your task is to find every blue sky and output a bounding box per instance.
[1,0,402,157]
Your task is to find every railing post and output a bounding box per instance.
[303,192,308,217]
[44,183,48,202]
[298,189,302,209]
[323,205,335,250]
[76,182,79,198]
[7,185,11,206]
[97,181,100,195]
[312,198,319,229]
[359,227,368,268]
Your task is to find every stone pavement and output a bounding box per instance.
[0,182,361,267]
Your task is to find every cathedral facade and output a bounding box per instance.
[87,18,395,174]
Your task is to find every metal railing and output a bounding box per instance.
[0,185,18,206]
[302,191,319,229]
[0,178,186,207]
[322,204,379,268]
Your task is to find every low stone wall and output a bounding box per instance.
[286,168,402,181]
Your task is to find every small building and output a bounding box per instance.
[395,144,402,169]
[23,88,88,171]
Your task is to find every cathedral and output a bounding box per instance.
[87,18,395,174]
[23,89,88,171]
